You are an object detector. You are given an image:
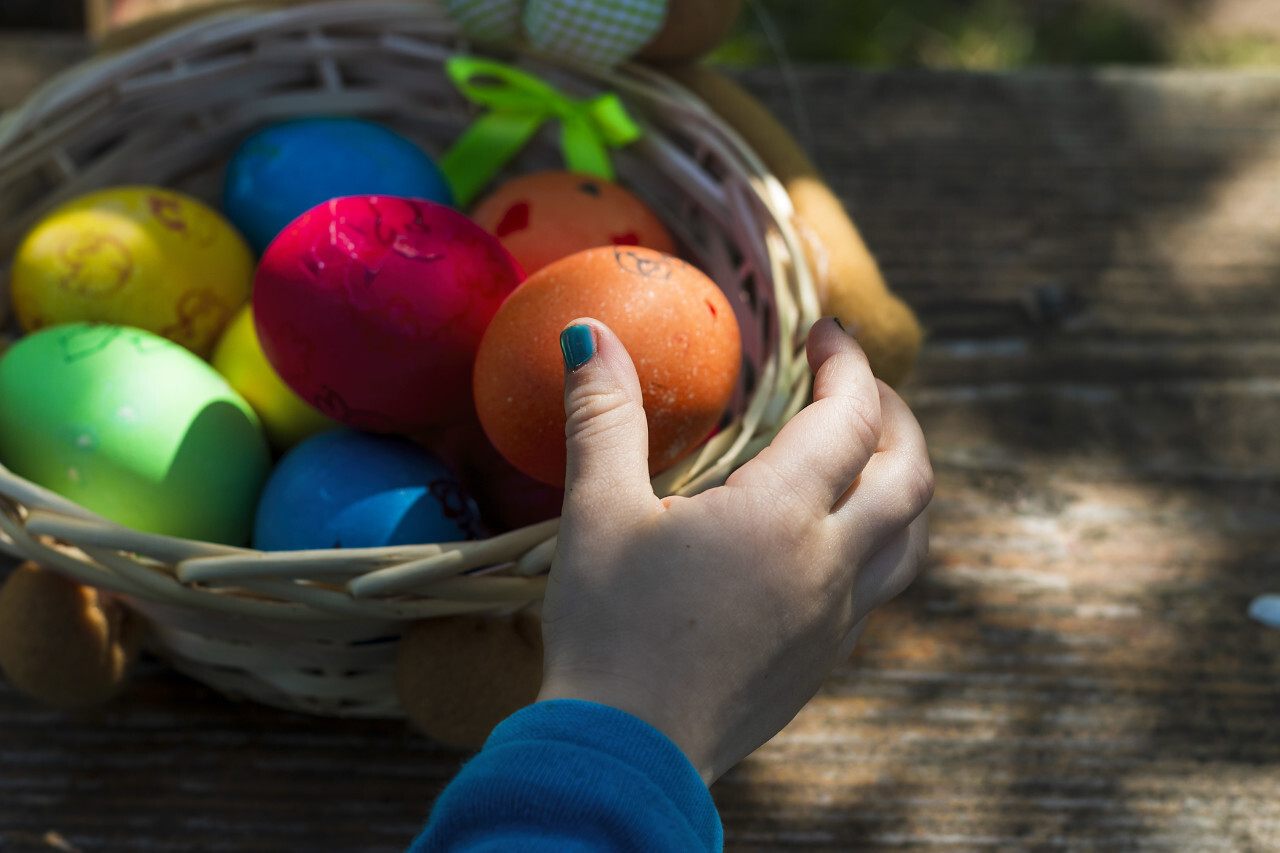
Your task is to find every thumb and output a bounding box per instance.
[559,319,659,530]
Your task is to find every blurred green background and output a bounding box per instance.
[713,0,1280,68]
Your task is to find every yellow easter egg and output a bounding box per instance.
[10,186,254,357]
[212,303,337,450]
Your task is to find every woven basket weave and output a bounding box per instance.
[0,0,819,718]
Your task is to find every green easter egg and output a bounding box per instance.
[0,323,271,545]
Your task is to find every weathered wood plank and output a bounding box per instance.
[737,68,1280,342]
[710,462,1280,850]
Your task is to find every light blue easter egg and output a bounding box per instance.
[223,117,455,254]
[252,428,484,551]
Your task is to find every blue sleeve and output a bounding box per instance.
[407,699,723,852]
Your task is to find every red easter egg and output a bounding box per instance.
[412,412,564,532]
[477,460,566,530]
[470,171,676,275]
[254,196,524,432]
[473,246,741,488]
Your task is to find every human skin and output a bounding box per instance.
[538,316,934,784]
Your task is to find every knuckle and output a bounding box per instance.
[879,459,934,528]
[832,391,882,460]
[564,387,643,443]
[752,451,830,529]
[904,454,936,518]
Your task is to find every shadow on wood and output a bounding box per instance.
[709,67,1280,851]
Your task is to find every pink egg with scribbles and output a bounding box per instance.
[253,196,525,432]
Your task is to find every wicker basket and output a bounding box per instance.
[0,0,819,718]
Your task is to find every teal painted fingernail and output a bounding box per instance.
[560,324,595,370]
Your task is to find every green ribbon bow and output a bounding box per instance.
[440,56,643,207]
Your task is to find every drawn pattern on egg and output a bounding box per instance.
[161,289,230,349]
[495,202,529,238]
[125,330,172,355]
[371,198,433,249]
[60,325,125,363]
[429,479,487,540]
[310,385,399,433]
[471,171,675,276]
[615,247,675,280]
[338,199,476,351]
[59,326,175,364]
[56,233,133,298]
[147,194,219,247]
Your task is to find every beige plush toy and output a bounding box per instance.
[667,62,924,386]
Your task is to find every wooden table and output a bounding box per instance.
[4,34,1280,852]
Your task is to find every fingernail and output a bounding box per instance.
[832,316,857,336]
[560,324,595,371]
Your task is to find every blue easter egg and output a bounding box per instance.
[223,117,455,254]
[253,429,483,551]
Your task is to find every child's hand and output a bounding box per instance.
[537,317,934,784]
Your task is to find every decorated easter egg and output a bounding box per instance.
[252,428,484,551]
[223,117,455,254]
[473,246,741,487]
[9,186,254,357]
[414,413,564,532]
[254,195,525,432]
[212,303,337,451]
[0,324,271,544]
[470,171,675,274]
[470,445,566,531]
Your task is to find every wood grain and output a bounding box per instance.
[727,65,1280,852]
[3,39,1280,852]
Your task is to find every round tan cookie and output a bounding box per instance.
[0,562,142,710]
[396,611,544,749]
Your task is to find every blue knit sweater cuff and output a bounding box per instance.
[410,699,723,852]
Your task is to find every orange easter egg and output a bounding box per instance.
[473,246,740,488]
[470,171,676,275]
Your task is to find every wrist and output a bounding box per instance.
[537,673,717,785]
